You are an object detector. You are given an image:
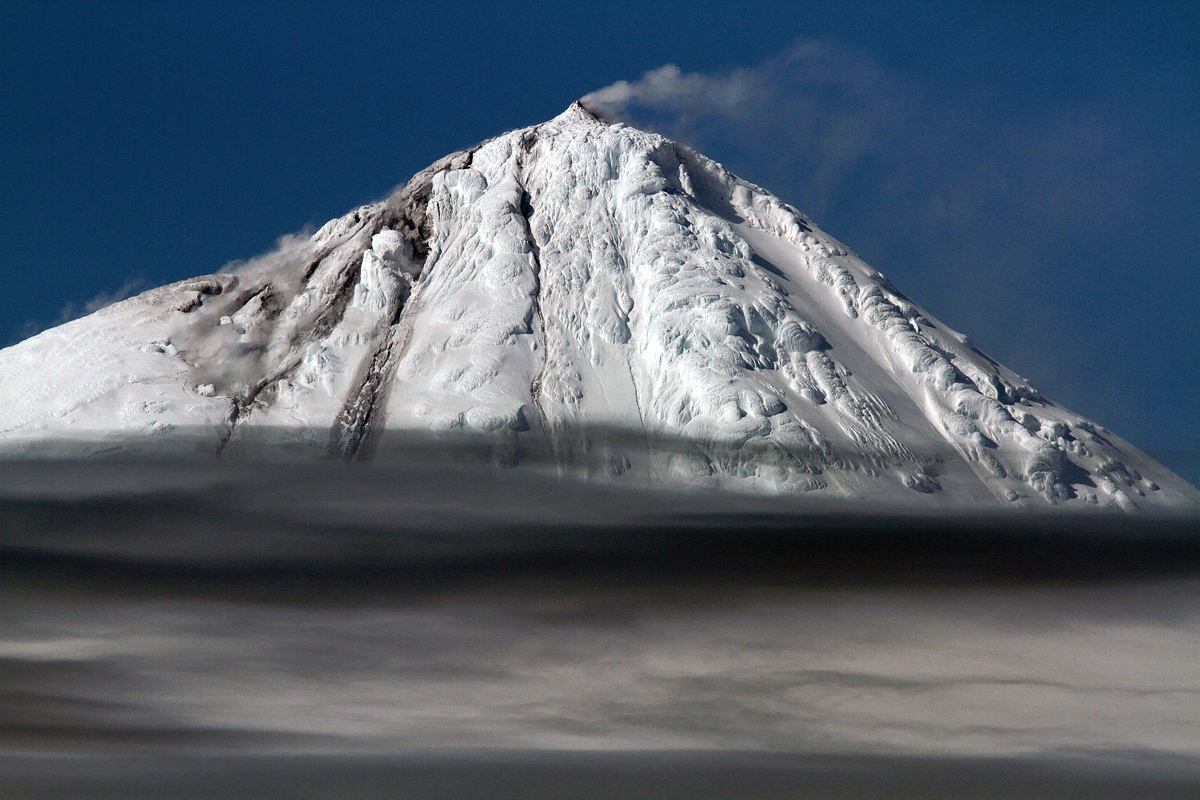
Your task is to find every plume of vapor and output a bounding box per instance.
[580,40,1197,456]
[26,278,148,337]
[583,41,914,220]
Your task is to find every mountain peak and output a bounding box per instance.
[0,107,1195,514]
[559,99,608,125]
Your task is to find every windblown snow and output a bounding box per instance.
[1,103,1195,512]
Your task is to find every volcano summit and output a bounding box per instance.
[0,103,1194,513]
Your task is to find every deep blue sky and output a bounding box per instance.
[2,1,1197,472]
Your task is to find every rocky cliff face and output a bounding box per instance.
[0,103,1194,512]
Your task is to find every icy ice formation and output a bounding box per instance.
[0,103,1195,512]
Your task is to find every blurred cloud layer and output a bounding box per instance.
[3,459,1199,765]
[8,575,1200,756]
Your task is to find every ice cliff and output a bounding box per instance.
[1,102,1195,512]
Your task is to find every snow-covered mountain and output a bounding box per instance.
[1,103,1194,512]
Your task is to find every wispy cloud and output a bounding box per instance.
[13,279,145,343]
[583,41,913,221]
[55,279,145,325]
[581,40,1139,237]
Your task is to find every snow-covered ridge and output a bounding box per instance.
[1,102,1195,512]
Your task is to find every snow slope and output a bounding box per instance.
[0,103,1194,512]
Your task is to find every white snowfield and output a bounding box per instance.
[0,102,1195,513]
